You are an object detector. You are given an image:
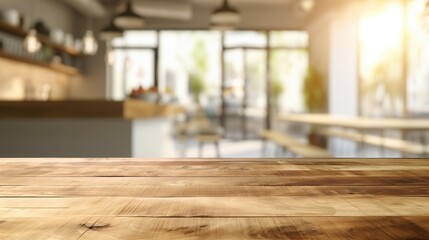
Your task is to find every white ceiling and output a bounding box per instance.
[191,0,294,6]
[71,0,311,20]
[98,0,298,8]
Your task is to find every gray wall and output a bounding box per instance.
[0,119,132,157]
[0,0,104,99]
[68,27,107,100]
[144,4,306,30]
[0,0,79,35]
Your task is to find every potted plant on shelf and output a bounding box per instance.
[303,66,327,147]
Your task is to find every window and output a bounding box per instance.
[270,31,309,48]
[224,31,267,48]
[112,31,158,48]
[407,0,429,115]
[108,30,309,138]
[159,31,221,107]
[359,1,405,117]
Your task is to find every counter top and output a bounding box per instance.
[0,100,184,119]
[1,157,429,239]
[280,113,429,130]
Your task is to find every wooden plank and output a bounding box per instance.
[319,128,427,155]
[0,196,356,217]
[1,157,429,165]
[0,162,428,177]
[3,161,429,169]
[1,217,429,240]
[2,166,429,177]
[0,100,182,119]
[1,175,428,187]
[0,51,80,76]
[280,113,429,130]
[0,101,123,119]
[1,185,429,198]
[1,196,429,218]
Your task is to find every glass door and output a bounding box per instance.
[223,48,267,139]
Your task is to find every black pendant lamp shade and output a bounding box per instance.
[114,0,145,29]
[211,0,241,25]
[100,19,123,41]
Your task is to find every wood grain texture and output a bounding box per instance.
[0,51,80,76]
[280,113,429,130]
[0,100,183,119]
[319,128,427,155]
[0,158,429,239]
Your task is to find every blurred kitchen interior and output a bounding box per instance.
[0,0,428,158]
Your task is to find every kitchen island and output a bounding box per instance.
[0,100,184,157]
[0,157,429,239]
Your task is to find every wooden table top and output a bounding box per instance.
[280,113,429,130]
[1,158,429,239]
[0,100,184,119]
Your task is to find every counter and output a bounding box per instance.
[0,100,184,158]
[0,100,184,119]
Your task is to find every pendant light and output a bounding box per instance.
[24,29,42,53]
[24,0,41,53]
[300,0,315,12]
[100,19,124,41]
[114,0,145,29]
[211,0,241,26]
[83,30,98,55]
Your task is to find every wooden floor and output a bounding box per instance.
[1,158,429,239]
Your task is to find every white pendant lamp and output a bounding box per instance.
[114,0,145,29]
[24,0,41,53]
[24,29,42,53]
[100,19,123,41]
[211,0,241,26]
[83,30,98,55]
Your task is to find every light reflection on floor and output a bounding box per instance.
[183,139,280,158]
[181,139,408,158]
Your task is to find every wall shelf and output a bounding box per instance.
[0,50,80,76]
[0,21,82,57]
